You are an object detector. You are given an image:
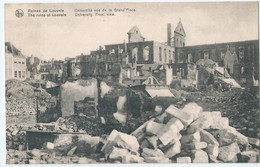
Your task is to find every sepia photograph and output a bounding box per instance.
[4,1,260,164]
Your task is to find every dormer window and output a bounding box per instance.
[136,31,138,34]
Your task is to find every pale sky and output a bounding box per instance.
[5,2,259,61]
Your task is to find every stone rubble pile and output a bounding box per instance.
[6,100,36,116]
[101,129,144,163]
[53,117,79,132]
[6,118,86,152]
[6,125,27,151]
[127,102,259,163]
[63,115,105,136]
[186,89,260,139]
[26,115,104,135]
[6,101,260,164]
[29,117,86,133]
[5,79,55,116]
[6,149,98,164]
[7,132,102,164]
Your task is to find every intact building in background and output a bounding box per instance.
[5,42,27,81]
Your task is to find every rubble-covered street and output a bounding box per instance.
[5,79,260,164]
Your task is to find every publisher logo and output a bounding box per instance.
[15,9,24,18]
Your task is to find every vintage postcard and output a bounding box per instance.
[4,1,259,164]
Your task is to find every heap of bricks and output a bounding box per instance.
[101,102,259,163]
[6,148,98,164]
[6,125,27,151]
[6,102,260,164]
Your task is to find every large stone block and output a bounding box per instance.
[109,147,130,161]
[75,135,100,154]
[214,130,236,147]
[131,118,155,142]
[181,102,203,121]
[31,149,42,157]
[191,149,209,163]
[12,129,19,136]
[180,131,200,144]
[207,144,219,157]
[141,148,164,158]
[46,142,54,150]
[158,140,176,152]
[166,117,184,131]
[144,157,171,163]
[54,134,100,155]
[239,150,258,163]
[146,136,158,149]
[200,130,219,146]
[216,127,248,148]
[102,130,139,154]
[78,157,91,164]
[176,157,192,163]
[208,154,220,163]
[157,126,182,146]
[117,132,140,152]
[207,111,223,130]
[141,139,151,149]
[163,141,181,158]
[218,142,240,162]
[29,159,41,164]
[165,105,193,126]
[210,117,229,129]
[248,137,260,147]
[102,130,122,154]
[146,121,164,136]
[122,154,144,163]
[210,111,222,117]
[187,112,213,134]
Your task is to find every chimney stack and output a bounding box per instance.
[167,23,172,46]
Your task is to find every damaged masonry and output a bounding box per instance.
[5,3,260,164]
[6,77,260,164]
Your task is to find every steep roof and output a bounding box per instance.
[174,20,186,37]
[128,25,139,34]
[127,25,144,38]
[5,42,26,58]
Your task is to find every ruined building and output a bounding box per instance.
[62,20,259,88]
[167,19,186,48]
[175,40,259,87]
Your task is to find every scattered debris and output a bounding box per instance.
[6,78,260,164]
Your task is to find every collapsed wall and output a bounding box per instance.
[59,78,155,134]
[97,79,155,133]
[60,79,98,117]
